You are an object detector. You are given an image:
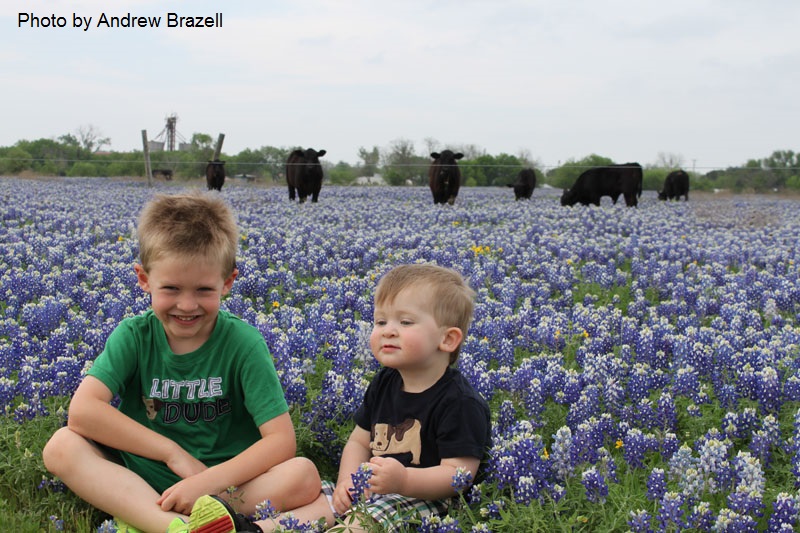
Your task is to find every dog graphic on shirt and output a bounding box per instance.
[370,418,422,465]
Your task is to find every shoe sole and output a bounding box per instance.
[189,495,236,533]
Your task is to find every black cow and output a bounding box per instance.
[286,148,326,203]
[153,168,173,181]
[429,150,464,205]
[206,160,225,191]
[507,168,536,200]
[658,169,690,201]
[561,162,643,207]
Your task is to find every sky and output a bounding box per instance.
[3,1,799,171]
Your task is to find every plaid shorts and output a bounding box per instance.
[321,480,451,532]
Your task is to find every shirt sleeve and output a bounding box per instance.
[86,319,140,396]
[434,394,491,461]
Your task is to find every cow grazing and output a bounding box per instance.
[561,162,643,207]
[429,150,464,205]
[286,148,326,203]
[152,168,173,181]
[658,169,690,201]
[507,168,536,200]
[205,159,226,191]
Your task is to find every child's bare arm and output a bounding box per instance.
[158,411,297,513]
[332,426,372,515]
[68,376,200,474]
[368,456,480,501]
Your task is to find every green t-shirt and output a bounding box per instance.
[87,309,288,492]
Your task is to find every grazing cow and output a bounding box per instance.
[286,148,326,203]
[205,159,225,191]
[152,168,173,181]
[658,169,690,201]
[561,162,643,207]
[507,168,537,200]
[429,150,464,205]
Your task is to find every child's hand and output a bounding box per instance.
[158,474,218,515]
[332,480,357,515]
[368,456,407,495]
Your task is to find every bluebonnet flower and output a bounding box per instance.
[348,463,373,505]
[688,501,714,531]
[672,365,701,401]
[728,451,764,517]
[466,483,483,506]
[712,508,758,532]
[550,483,566,503]
[646,468,667,501]
[595,446,618,484]
[660,432,680,462]
[623,428,656,469]
[698,434,733,494]
[494,400,516,437]
[767,492,799,532]
[451,467,473,494]
[627,509,653,533]
[277,513,316,532]
[254,500,279,521]
[550,426,573,481]
[657,491,685,531]
[580,467,608,504]
[96,520,116,532]
[756,365,782,414]
[49,515,64,531]
[655,392,677,432]
[479,500,505,520]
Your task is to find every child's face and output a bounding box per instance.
[135,256,236,354]
[370,286,449,371]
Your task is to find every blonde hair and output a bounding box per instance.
[374,264,475,363]
[137,191,238,276]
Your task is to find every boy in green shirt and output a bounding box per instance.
[43,192,320,533]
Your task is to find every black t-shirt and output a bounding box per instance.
[354,367,491,469]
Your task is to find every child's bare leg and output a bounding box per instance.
[43,426,185,532]
[219,456,322,515]
[253,493,337,532]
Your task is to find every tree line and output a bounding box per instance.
[1,128,798,193]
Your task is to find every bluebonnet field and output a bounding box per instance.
[2,177,800,532]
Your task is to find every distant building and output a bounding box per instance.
[354,174,386,185]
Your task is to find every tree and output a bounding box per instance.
[655,151,684,170]
[761,150,798,189]
[460,153,524,187]
[381,139,427,186]
[546,154,614,189]
[357,146,380,177]
[75,124,111,154]
[0,146,33,174]
[327,161,357,185]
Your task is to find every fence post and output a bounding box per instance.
[142,130,153,187]
[212,133,225,161]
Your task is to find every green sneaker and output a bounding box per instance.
[188,494,263,532]
[166,517,190,533]
[113,518,145,533]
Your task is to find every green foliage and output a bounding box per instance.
[461,153,525,187]
[643,167,668,192]
[0,399,104,531]
[0,146,33,174]
[327,161,359,185]
[1,131,796,195]
[545,154,614,189]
